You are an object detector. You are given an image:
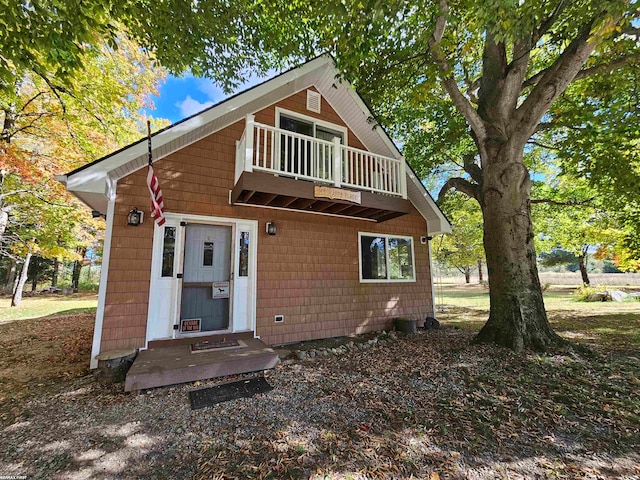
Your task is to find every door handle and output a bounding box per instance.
[177,273,183,279]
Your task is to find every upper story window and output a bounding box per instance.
[276,108,347,179]
[359,233,416,282]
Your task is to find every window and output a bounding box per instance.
[161,227,176,277]
[359,233,415,282]
[239,231,249,277]
[203,241,214,266]
[280,116,314,175]
[276,108,347,179]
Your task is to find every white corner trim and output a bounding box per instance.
[428,239,437,318]
[90,195,116,369]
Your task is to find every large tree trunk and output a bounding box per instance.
[579,248,590,285]
[71,247,86,292]
[474,148,562,351]
[464,266,471,284]
[4,259,16,294]
[11,252,32,307]
[30,256,39,291]
[478,260,483,283]
[51,258,59,287]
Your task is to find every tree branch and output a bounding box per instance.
[427,0,487,142]
[462,153,483,184]
[573,51,640,81]
[534,0,570,44]
[530,197,595,206]
[0,189,29,200]
[513,13,612,143]
[526,140,561,150]
[18,91,46,114]
[524,51,640,88]
[0,189,72,208]
[437,177,480,201]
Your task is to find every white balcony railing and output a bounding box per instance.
[235,114,407,198]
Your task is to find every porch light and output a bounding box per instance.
[266,221,277,236]
[127,207,144,226]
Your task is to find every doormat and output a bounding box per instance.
[190,339,246,353]
[188,377,273,409]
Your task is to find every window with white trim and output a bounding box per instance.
[359,233,415,282]
[276,107,347,180]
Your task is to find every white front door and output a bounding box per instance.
[145,214,257,345]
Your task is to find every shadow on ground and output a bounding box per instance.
[1,297,639,479]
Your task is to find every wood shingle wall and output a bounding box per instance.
[100,88,434,352]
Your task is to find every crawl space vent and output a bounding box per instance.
[306,90,321,113]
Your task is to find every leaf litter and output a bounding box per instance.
[0,311,638,479]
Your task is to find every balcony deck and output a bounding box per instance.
[233,117,411,222]
[231,171,412,222]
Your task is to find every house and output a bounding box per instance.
[58,56,450,390]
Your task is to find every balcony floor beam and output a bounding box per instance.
[231,171,411,223]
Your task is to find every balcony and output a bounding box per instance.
[231,115,411,222]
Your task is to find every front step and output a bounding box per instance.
[124,337,279,392]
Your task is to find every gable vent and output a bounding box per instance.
[306,90,321,113]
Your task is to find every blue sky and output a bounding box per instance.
[144,72,274,124]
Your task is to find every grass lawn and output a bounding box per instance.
[436,283,640,351]
[0,293,97,324]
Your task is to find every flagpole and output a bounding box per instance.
[147,120,152,166]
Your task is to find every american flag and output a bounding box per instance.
[146,164,166,227]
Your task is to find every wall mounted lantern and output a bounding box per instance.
[266,221,277,236]
[127,207,144,226]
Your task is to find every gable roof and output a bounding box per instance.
[58,55,451,234]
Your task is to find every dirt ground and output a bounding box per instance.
[0,291,639,479]
[0,312,94,426]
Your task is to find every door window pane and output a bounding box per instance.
[315,126,343,143]
[239,232,249,277]
[161,227,176,277]
[203,241,214,266]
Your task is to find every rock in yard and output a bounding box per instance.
[609,290,630,302]
[587,292,609,302]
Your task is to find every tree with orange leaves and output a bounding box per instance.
[1,34,167,305]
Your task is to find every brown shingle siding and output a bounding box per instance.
[100,88,433,352]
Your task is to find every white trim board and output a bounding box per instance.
[144,212,258,347]
[90,195,116,369]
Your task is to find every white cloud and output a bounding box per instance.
[196,78,225,103]
[175,68,283,119]
[175,95,214,117]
